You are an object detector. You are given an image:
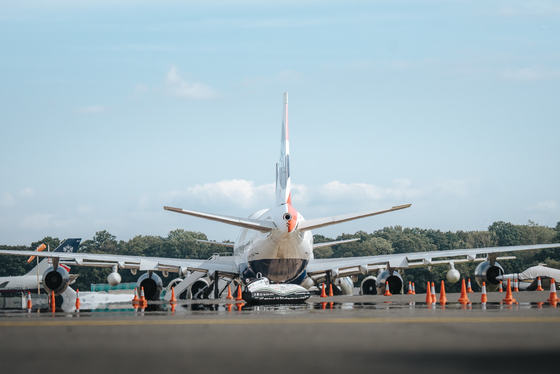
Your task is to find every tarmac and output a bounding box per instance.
[0,291,559,374]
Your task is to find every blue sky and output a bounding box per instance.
[1,1,559,245]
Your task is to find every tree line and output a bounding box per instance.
[1,221,559,293]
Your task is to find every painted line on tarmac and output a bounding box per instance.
[1,316,560,327]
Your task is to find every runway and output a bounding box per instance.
[1,293,559,374]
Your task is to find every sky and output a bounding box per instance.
[1,0,559,245]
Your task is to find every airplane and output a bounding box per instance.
[0,93,560,302]
[0,238,81,294]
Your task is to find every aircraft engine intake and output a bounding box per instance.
[360,276,377,295]
[42,266,70,295]
[190,278,211,299]
[376,270,403,295]
[474,261,504,291]
[137,272,163,301]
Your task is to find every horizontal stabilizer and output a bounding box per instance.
[197,240,235,248]
[298,204,412,232]
[164,206,276,233]
[313,238,360,249]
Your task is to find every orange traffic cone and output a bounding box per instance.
[412,282,416,295]
[328,284,334,297]
[226,303,233,312]
[132,287,139,308]
[513,278,519,292]
[26,291,32,312]
[75,289,81,311]
[498,281,503,292]
[547,278,559,304]
[439,280,447,305]
[51,291,56,313]
[226,285,234,300]
[320,283,327,298]
[235,285,243,301]
[431,282,437,304]
[481,282,488,304]
[502,279,516,305]
[425,281,432,304]
[467,279,474,293]
[458,279,470,305]
[139,287,147,309]
[536,277,544,291]
[383,281,392,296]
[170,287,177,304]
[407,281,413,295]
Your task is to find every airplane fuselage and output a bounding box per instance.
[234,204,313,283]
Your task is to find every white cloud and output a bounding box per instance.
[164,178,476,212]
[529,200,558,211]
[19,187,34,197]
[501,67,560,81]
[75,105,108,114]
[0,192,15,207]
[134,84,149,94]
[164,65,220,100]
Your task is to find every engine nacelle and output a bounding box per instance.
[334,276,354,295]
[474,261,504,291]
[190,277,211,299]
[137,272,163,301]
[376,270,403,295]
[42,266,70,296]
[360,276,377,295]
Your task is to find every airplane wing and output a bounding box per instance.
[313,238,360,249]
[164,206,276,233]
[306,243,560,276]
[0,249,239,276]
[298,204,412,231]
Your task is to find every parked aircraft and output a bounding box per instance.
[0,93,559,301]
[0,238,81,293]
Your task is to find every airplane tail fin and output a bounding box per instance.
[24,238,81,276]
[275,92,291,206]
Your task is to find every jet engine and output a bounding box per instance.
[137,272,163,301]
[190,277,211,299]
[360,276,377,295]
[376,270,403,295]
[474,261,504,291]
[43,266,70,296]
[334,276,354,295]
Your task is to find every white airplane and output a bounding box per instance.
[1,93,560,301]
[0,238,81,293]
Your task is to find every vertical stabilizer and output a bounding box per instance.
[24,238,81,276]
[275,92,291,206]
